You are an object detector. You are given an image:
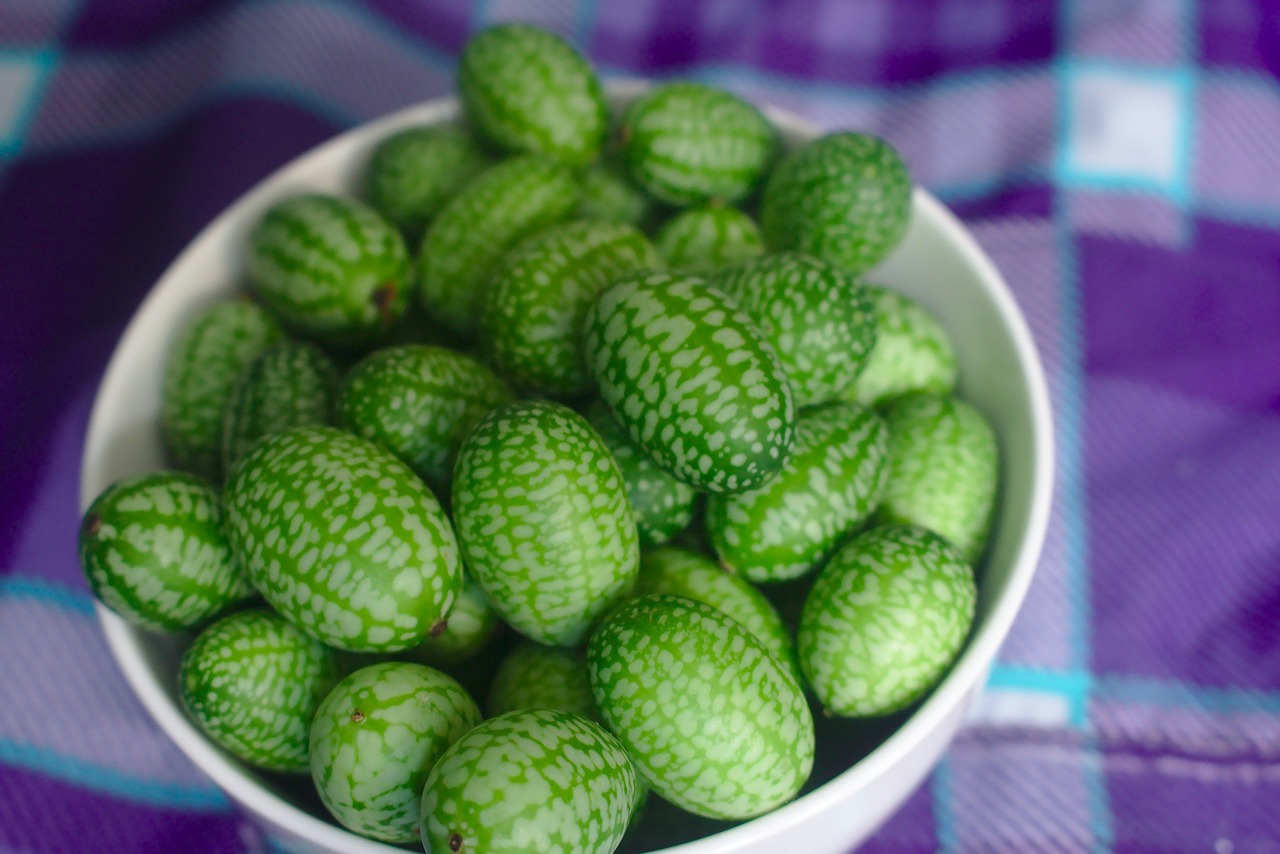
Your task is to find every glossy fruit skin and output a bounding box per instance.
[797,524,976,717]
[223,426,462,653]
[587,593,814,820]
[337,344,513,495]
[420,708,637,854]
[309,661,481,844]
[364,124,491,244]
[179,608,338,773]
[581,399,697,547]
[761,132,912,275]
[451,400,639,647]
[706,401,891,584]
[221,340,339,473]
[161,299,283,480]
[843,285,957,407]
[583,270,797,494]
[711,251,877,407]
[877,393,999,564]
[246,194,413,348]
[621,81,778,206]
[79,471,250,632]
[479,219,662,397]
[653,204,764,274]
[486,640,597,721]
[416,155,579,338]
[459,23,608,166]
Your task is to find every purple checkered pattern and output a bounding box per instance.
[3,1,1279,851]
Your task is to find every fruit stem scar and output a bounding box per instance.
[372,281,398,325]
[429,618,449,638]
[449,832,464,851]
[84,513,102,536]
[350,709,365,724]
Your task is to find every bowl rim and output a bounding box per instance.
[85,78,1055,854]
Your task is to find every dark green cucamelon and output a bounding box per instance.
[843,286,957,407]
[577,159,659,228]
[486,640,597,721]
[653,204,764,273]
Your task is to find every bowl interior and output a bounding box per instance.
[80,81,1053,854]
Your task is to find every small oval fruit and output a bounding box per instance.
[486,640,597,721]
[761,132,912,275]
[224,426,462,652]
[621,81,777,206]
[711,251,877,407]
[451,400,639,646]
[843,286,957,407]
[247,194,412,348]
[221,340,339,473]
[587,594,814,819]
[416,155,579,338]
[79,471,249,632]
[309,661,481,844]
[179,608,337,772]
[577,159,658,228]
[420,708,637,854]
[161,299,283,480]
[706,401,890,583]
[797,525,976,716]
[480,219,662,397]
[583,270,797,494]
[877,393,999,564]
[337,344,513,494]
[653,204,764,273]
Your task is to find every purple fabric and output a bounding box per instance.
[3,1,1280,851]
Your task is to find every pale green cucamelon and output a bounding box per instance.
[844,286,957,407]
[653,204,764,273]
[486,640,597,721]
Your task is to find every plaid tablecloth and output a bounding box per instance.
[3,1,1279,851]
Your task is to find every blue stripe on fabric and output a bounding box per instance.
[574,0,601,53]
[0,739,229,812]
[930,755,960,854]
[1094,675,1280,715]
[0,48,59,158]
[0,575,95,615]
[986,665,1091,726]
[932,164,1051,203]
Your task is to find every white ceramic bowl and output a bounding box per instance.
[80,80,1053,854]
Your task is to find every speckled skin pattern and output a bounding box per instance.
[337,344,513,494]
[583,270,797,494]
[179,608,338,772]
[620,81,777,206]
[711,251,877,407]
[761,132,913,275]
[877,393,999,564]
[160,299,283,480]
[581,399,696,547]
[707,401,891,584]
[79,471,250,632]
[480,219,661,397]
[635,546,798,682]
[587,593,814,819]
[451,400,639,646]
[246,194,412,348]
[653,204,764,274]
[459,23,608,167]
[416,155,580,338]
[221,340,339,473]
[797,525,976,717]
[576,159,657,229]
[400,573,499,667]
[223,426,462,652]
[364,125,491,244]
[420,708,636,854]
[309,661,481,844]
[486,640,597,721]
[843,286,958,407]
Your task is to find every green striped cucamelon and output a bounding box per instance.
[451,400,639,646]
[179,608,337,772]
[223,426,462,652]
[710,251,877,407]
[416,155,579,338]
[161,298,283,480]
[486,640,597,721]
[588,593,814,819]
[479,218,662,397]
[761,132,913,275]
[246,194,413,348]
[221,340,339,473]
[877,393,999,564]
[620,81,777,206]
[843,285,957,407]
[583,270,797,494]
[420,708,637,854]
[459,23,608,166]
[336,344,513,495]
[798,524,976,716]
[706,401,890,584]
[653,204,764,273]
[79,471,250,632]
